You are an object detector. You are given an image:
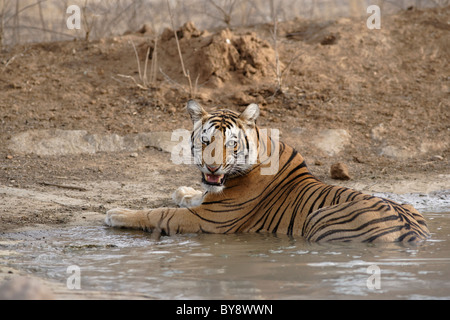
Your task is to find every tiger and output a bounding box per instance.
[105,100,430,242]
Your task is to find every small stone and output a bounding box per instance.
[6,155,13,159]
[330,162,351,180]
[0,276,54,300]
[130,152,138,158]
[137,23,153,35]
[167,106,176,114]
[431,155,443,161]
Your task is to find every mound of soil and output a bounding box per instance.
[144,21,282,88]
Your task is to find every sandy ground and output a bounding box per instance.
[0,6,449,299]
[0,149,449,234]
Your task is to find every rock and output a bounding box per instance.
[132,132,181,153]
[137,23,153,35]
[330,162,351,180]
[9,130,97,156]
[370,123,386,141]
[0,276,54,300]
[314,159,323,166]
[167,106,176,114]
[431,155,443,161]
[320,33,339,45]
[313,129,351,156]
[8,129,185,156]
[419,140,449,155]
[379,145,415,160]
[177,21,202,39]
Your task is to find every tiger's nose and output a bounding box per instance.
[206,165,220,173]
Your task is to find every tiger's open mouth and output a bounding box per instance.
[202,173,226,186]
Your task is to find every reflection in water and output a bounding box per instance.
[1,212,450,299]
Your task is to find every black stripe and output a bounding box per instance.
[304,200,378,236]
[289,183,331,235]
[313,212,400,241]
[316,226,380,242]
[314,215,401,242]
[330,187,348,206]
[363,225,406,243]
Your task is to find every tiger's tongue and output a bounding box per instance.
[205,174,224,183]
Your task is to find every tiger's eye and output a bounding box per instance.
[226,140,237,148]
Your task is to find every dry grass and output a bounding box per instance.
[116,40,151,90]
[166,0,194,98]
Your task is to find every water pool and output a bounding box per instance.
[1,210,449,299]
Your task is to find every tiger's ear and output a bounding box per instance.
[239,103,260,127]
[186,100,207,124]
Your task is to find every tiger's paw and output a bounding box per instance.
[172,186,203,208]
[105,208,143,229]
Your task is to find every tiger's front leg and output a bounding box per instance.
[172,186,203,208]
[105,208,152,230]
[105,207,208,235]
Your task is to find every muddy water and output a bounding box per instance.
[1,211,450,299]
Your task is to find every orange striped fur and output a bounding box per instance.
[106,101,430,242]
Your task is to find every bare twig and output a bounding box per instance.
[3,52,18,69]
[5,0,48,45]
[5,0,47,24]
[4,24,75,38]
[159,67,187,92]
[40,182,88,192]
[149,36,158,84]
[13,0,19,44]
[166,0,193,97]
[270,0,282,93]
[2,46,29,72]
[82,0,96,41]
[37,0,46,39]
[282,51,301,79]
[116,74,148,90]
[115,39,152,90]
[102,1,136,37]
[207,0,237,27]
[0,0,5,48]
[130,40,144,84]
[142,45,150,85]
[194,73,200,95]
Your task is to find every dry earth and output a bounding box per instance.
[0,6,449,299]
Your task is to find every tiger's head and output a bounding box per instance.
[187,100,260,193]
